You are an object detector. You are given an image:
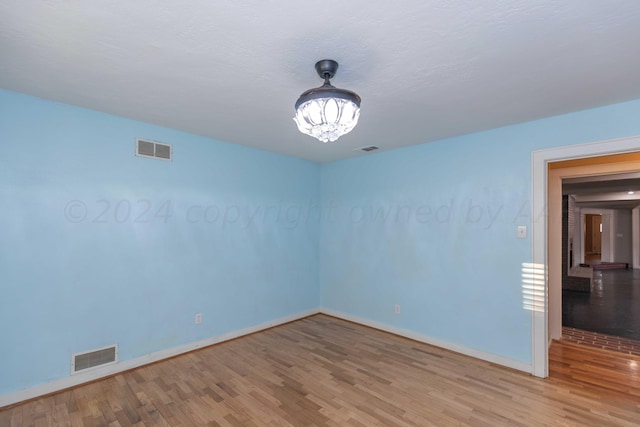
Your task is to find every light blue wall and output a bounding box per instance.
[0,90,320,395]
[319,99,640,363]
[3,86,640,397]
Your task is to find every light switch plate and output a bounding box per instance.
[517,226,527,239]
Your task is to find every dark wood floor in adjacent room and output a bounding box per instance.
[563,267,640,341]
[2,314,639,426]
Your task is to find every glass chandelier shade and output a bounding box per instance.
[294,60,361,143]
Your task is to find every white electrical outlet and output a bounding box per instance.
[394,304,401,314]
[195,313,202,325]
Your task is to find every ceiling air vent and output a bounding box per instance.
[136,138,172,161]
[355,145,379,152]
[71,344,118,374]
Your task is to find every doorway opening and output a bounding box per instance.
[531,139,640,378]
[560,175,640,348]
[584,213,602,263]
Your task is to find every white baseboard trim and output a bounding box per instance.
[0,308,320,409]
[319,308,532,374]
[2,307,532,408]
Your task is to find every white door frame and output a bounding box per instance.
[531,136,640,378]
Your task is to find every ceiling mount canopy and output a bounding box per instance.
[293,59,361,143]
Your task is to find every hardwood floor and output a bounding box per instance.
[2,314,640,426]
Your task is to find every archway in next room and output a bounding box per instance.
[531,138,640,378]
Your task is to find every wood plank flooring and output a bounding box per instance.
[2,314,640,426]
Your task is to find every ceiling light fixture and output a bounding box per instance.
[294,59,361,143]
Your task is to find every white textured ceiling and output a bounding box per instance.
[2,1,640,163]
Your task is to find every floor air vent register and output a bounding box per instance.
[71,345,118,374]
